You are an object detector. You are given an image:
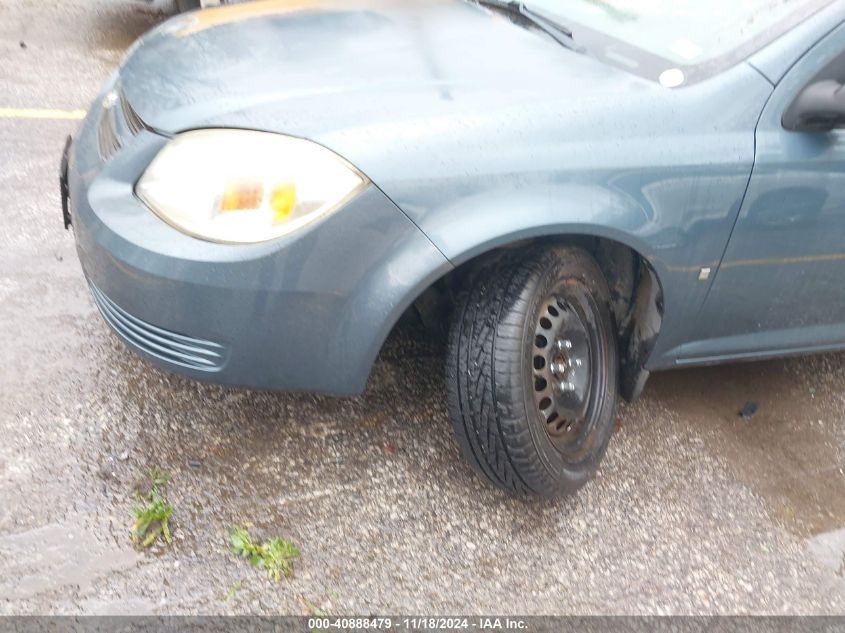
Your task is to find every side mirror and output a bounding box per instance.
[782,79,845,132]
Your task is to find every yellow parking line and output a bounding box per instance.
[0,107,86,120]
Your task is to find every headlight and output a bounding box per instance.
[136,129,368,244]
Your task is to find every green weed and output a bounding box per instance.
[229,524,300,582]
[131,468,174,548]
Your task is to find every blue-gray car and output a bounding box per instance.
[62,0,845,496]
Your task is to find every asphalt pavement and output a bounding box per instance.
[1,0,844,615]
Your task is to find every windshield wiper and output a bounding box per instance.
[474,0,578,51]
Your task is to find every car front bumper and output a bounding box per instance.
[65,99,451,394]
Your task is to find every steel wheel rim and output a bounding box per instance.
[530,290,600,455]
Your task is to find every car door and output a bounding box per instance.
[678,21,845,363]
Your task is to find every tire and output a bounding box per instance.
[446,245,619,497]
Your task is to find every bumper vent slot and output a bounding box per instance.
[89,283,227,372]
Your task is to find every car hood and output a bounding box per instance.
[120,0,646,141]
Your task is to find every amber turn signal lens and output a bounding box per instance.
[270,182,296,223]
[220,178,263,212]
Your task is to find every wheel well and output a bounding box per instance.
[407,235,664,401]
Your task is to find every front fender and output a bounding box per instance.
[409,184,672,313]
[420,184,659,268]
[393,181,700,370]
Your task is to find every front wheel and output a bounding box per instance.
[446,246,619,497]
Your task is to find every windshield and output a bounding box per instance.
[523,0,833,85]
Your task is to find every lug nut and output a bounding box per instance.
[556,339,572,350]
[559,381,575,392]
